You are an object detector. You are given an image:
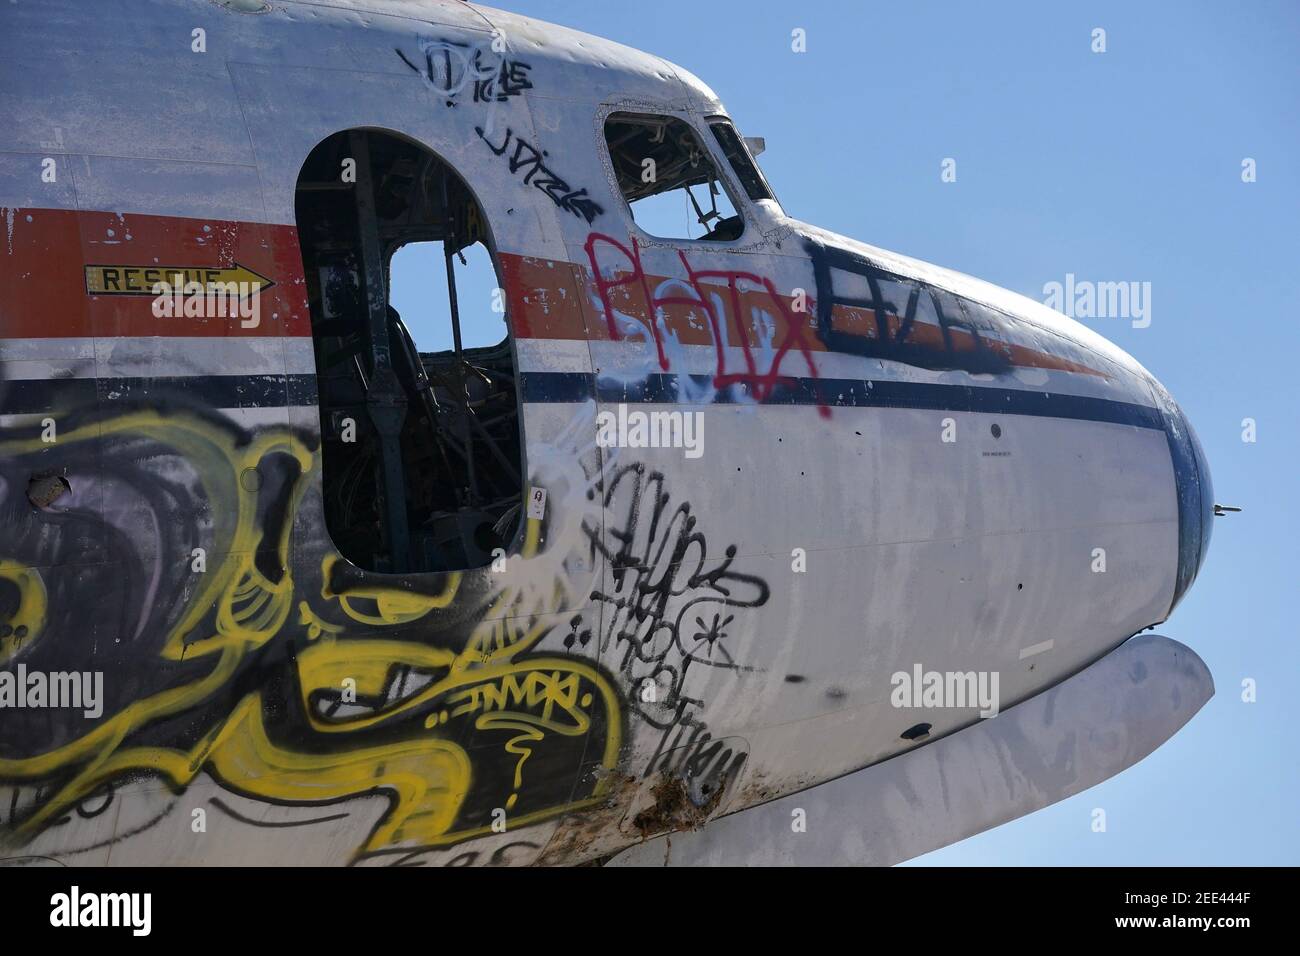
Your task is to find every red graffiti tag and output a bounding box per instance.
[583,233,830,417]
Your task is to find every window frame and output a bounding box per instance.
[383,237,512,355]
[597,107,757,248]
[296,126,529,576]
[705,114,782,212]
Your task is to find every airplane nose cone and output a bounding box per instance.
[1149,379,1214,614]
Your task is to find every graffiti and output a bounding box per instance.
[395,37,533,103]
[377,838,542,868]
[584,232,829,415]
[581,232,1098,393]
[473,61,534,103]
[805,237,1016,375]
[0,560,44,666]
[477,125,605,224]
[580,462,768,798]
[209,796,349,829]
[646,724,748,808]
[0,402,621,863]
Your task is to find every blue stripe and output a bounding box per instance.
[519,372,1164,430]
[0,371,1162,432]
[0,375,318,414]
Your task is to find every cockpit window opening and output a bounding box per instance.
[296,128,524,575]
[707,117,777,206]
[602,112,745,243]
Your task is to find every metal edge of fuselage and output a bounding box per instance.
[605,633,1214,867]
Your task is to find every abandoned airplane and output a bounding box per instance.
[0,0,1216,866]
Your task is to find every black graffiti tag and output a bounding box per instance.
[473,60,533,102]
[581,461,767,796]
[476,125,604,224]
[395,38,533,103]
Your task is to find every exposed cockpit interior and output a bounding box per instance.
[295,129,523,574]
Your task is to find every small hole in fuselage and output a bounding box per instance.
[900,722,932,741]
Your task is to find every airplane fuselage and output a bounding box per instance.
[0,0,1212,866]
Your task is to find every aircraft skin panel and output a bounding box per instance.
[0,0,1209,866]
[0,210,306,339]
[792,222,1159,391]
[605,633,1215,867]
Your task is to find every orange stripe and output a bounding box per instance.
[1,207,1101,380]
[0,208,309,338]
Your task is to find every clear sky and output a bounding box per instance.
[456,0,1298,864]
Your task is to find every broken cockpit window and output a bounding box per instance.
[707,118,777,205]
[296,129,523,575]
[603,112,744,242]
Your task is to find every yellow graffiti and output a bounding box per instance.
[0,559,47,665]
[447,664,605,812]
[0,411,315,837]
[321,553,462,627]
[207,693,473,850]
[0,409,620,859]
[297,600,344,640]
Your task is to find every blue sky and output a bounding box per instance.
[464,0,1298,864]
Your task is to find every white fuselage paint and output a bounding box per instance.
[0,0,1201,866]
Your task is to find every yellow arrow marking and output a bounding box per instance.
[84,263,275,296]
